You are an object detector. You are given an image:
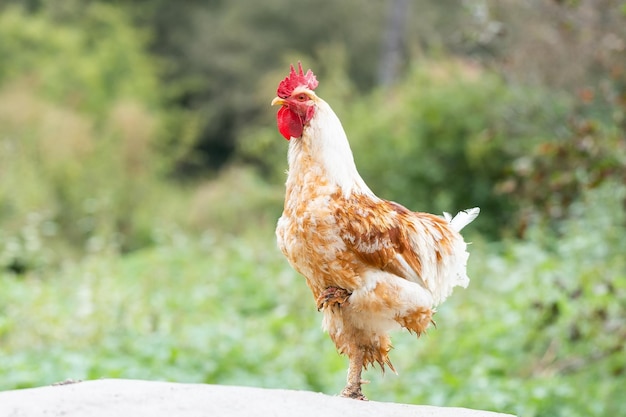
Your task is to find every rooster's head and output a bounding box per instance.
[271,62,319,140]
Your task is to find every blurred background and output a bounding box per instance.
[0,0,624,416]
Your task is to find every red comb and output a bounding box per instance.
[276,62,319,98]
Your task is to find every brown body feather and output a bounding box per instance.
[277,158,464,371]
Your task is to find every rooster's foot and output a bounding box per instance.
[316,287,351,311]
[340,383,368,401]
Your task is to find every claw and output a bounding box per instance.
[340,385,368,401]
[316,287,351,311]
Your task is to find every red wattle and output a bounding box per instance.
[277,107,303,140]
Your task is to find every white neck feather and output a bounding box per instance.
[286,98,374,198]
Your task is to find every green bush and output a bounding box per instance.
[186,166,284,235]
[0,5,160,116]
[496,111,626,237]
[0,5,188,271]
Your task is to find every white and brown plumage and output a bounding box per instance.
[272,63,479,400]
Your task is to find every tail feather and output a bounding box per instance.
[443,207,480,232]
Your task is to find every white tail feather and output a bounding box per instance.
[443,207,480,232]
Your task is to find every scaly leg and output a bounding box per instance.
[340,349,368,400]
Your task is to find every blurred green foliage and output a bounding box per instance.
[0,1,625,417]
[0,5,160,116]
[0,4,190,268]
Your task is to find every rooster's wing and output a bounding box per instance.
[334,194,456,292]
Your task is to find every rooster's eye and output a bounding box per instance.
[295,94,308,102]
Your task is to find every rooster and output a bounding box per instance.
[271,63,479,400]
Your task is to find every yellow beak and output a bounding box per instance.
[271,97,286,106]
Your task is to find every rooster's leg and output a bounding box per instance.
[340,350,367,400]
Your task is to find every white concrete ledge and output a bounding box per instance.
[0,379,516,417]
